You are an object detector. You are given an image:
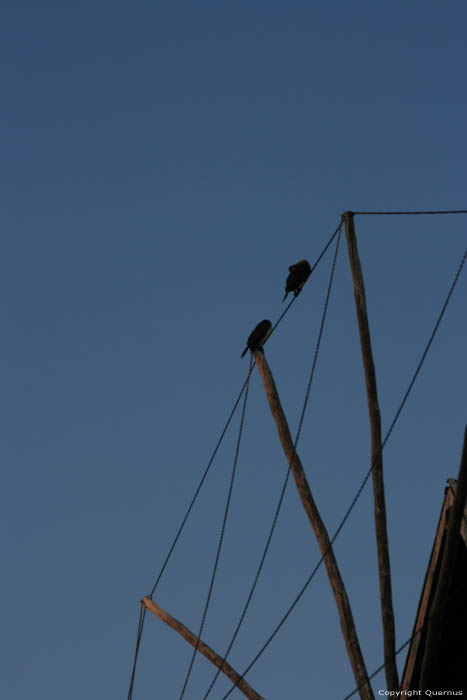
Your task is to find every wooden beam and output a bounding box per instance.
[400,485,454,689]
[419,426,467,690]
[343,211,399,691]
[254,350,374,700]
[141,597,265,700]
[449,477,467,546]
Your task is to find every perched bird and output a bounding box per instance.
[241,319,272,358]
[282,259,312,302]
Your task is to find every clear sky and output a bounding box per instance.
[2,1,466,699]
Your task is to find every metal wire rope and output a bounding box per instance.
[148,220,343,602]
[219,243,467,700]
[178,354,254,699]
[267,219,343,341]
[125,367,253,700]
[150,368,255,600]
[201,225,343,700]
[340,572,467,700]
[127,603,147,700]
[125,220,344,698]
[352,209,467,216]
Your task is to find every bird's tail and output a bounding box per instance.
[241,346,248,358]
[282,291,288,303]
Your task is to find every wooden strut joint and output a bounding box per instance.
[141,597,265,700]
[419,426,467,690]
[254,350,374,700]
[343,212,399,692]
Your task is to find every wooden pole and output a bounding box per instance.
[254,351,374,700]
[142,597,264,700]
[343,211,399,691]
[419,426,467,690]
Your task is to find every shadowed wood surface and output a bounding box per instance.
[419,427,467,690]
[400,486,452,689]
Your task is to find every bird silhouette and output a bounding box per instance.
[241,319,272,358]
[282,259,311,302]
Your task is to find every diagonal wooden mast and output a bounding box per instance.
[142,597,265,700]
[255,350,374,700]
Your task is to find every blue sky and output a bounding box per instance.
[2,2,466,699]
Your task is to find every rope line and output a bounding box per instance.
[125,220,342,696]
[219,243,467,700]
[340,572,467,700]
[178,355,254,699]
[342,637,413,700]
[352,209,467,216]
[127,603,146,700]
[126,367,253,696]
[268,219,343,340]
[148,221,343,602]
[203,227,343,700]
[148,366,255,599]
